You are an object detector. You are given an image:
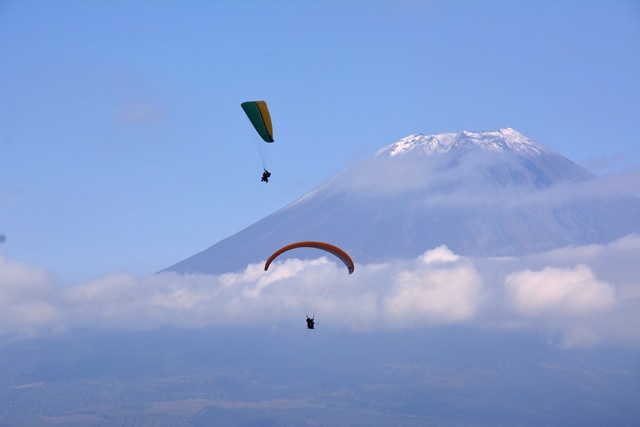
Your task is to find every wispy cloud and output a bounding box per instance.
[1,235,639,348]
[582,152,627,173]
[333,150,640,208]
[511,166,640,206]
[113,101,167,125]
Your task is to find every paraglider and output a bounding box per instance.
[241,100,274,182]
[306,317,315,329]
[264,241,355,329]
[264,241,355,274]
[241,100,274,143]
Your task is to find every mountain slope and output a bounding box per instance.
[165,128,640,274]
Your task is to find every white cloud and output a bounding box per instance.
[1,236,639,348]
[0,256,61,334]
[419,245,461,264]
[504,264,616,317]
[488,235,640,348]
[0,248,484,333]
[383,246,482,326]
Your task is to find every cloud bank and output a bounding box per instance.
[1,235,639,348]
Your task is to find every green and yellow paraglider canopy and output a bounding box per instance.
[241,100,274,143]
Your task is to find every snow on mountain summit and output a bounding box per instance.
[378,128,546,157]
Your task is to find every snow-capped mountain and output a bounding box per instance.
[164,128,640,275]
[379,128,546,157]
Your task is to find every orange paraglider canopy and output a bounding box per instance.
[264,241,354,274]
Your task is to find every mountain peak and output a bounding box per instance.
[164,128,640,275]
[377,128,546,157]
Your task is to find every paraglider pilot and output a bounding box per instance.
[306,316,315,330]
[261,169,271,183]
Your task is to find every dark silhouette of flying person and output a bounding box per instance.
[261,169,271,183]
[306,316,315,329]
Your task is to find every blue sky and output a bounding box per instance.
[1,0,639,283]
